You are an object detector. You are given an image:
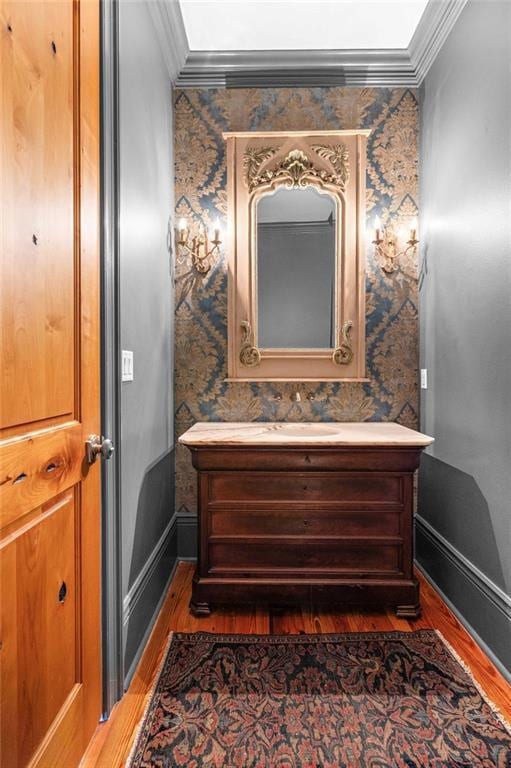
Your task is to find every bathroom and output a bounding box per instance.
[1,0,510,766]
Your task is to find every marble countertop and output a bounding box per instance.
[179,422,434,447]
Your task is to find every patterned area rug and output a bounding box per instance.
[127,631,511,767]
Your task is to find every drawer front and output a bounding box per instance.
[208,541,402,575]
[209,473,402,505]
[193,448,422,472]
[209,507,401,537]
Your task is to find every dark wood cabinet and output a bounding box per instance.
[179,423,433,617]
[184,441,427,618]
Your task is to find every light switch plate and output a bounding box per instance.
[420,368,428,389]
[122,350,134,382]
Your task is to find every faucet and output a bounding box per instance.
[290,391,301,402]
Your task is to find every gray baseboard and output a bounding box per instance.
[177,514,197,559]
[416,515,511,681]
[123,515,178,685]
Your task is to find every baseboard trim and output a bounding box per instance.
[415,515,511,620]
[177,514,197,560]
[123,556,179,688]
[123,513,178,625]
[415,562,511,685]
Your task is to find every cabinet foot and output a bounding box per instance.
[395,603,421,619]
[190,600,211,617]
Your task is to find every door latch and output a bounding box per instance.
[86,435,115,464]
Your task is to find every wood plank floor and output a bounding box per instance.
[82,562,511,768]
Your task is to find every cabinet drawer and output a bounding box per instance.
[209,506,401,537]
[208,473,402,505]
[208,540,402,575]
[193,448,422,473]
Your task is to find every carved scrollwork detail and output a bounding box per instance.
[310,143,349,189]
[239,320,261,368]
[243,146,278,191]
[332,320,354,365]
[274,149,314,188]
[244,144,350,193]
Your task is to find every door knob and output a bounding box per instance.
[86,435,115,464]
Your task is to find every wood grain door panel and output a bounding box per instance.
[1,1,75,432]
[0,423,83,532]
[1,494,77,767]
[0,1,101,765]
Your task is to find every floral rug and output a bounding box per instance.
[127,630,511,767]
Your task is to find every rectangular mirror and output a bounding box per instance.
[257,187,336,349]
[224,130,369,382]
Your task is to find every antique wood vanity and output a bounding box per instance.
[179,422,433,618]
[179,130,431,617]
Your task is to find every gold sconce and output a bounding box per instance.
[176,217,222,274]
[372,216,419,274]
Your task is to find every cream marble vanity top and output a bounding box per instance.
[179,422,434,447]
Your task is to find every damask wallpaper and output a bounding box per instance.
[174,87,419,516]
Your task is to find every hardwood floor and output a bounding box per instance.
[82,561,511,768]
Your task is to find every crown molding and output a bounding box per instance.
[174,0,468,89]
[148,0,189,81]
[409,0,468,83]
[176,49,415,88]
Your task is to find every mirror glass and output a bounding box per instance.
[256,186,336,349]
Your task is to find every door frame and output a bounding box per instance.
[100,0,124,717]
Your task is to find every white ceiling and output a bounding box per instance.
[179,0,429,52]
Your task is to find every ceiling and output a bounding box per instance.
[178,0,429,52]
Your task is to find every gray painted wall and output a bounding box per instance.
[418,0,511,677]
[118,1,176,683]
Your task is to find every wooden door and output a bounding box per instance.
[0,1,101,766]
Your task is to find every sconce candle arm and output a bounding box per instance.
[176,221,222,275]
[372,221,419,275]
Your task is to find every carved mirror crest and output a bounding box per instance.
[224,130,369,382]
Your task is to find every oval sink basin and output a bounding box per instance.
[275,424,340,437]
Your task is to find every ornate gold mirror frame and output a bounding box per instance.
[225,130,369,382]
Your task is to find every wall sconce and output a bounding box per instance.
[176,217,222,274]
[372,216,419,274]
